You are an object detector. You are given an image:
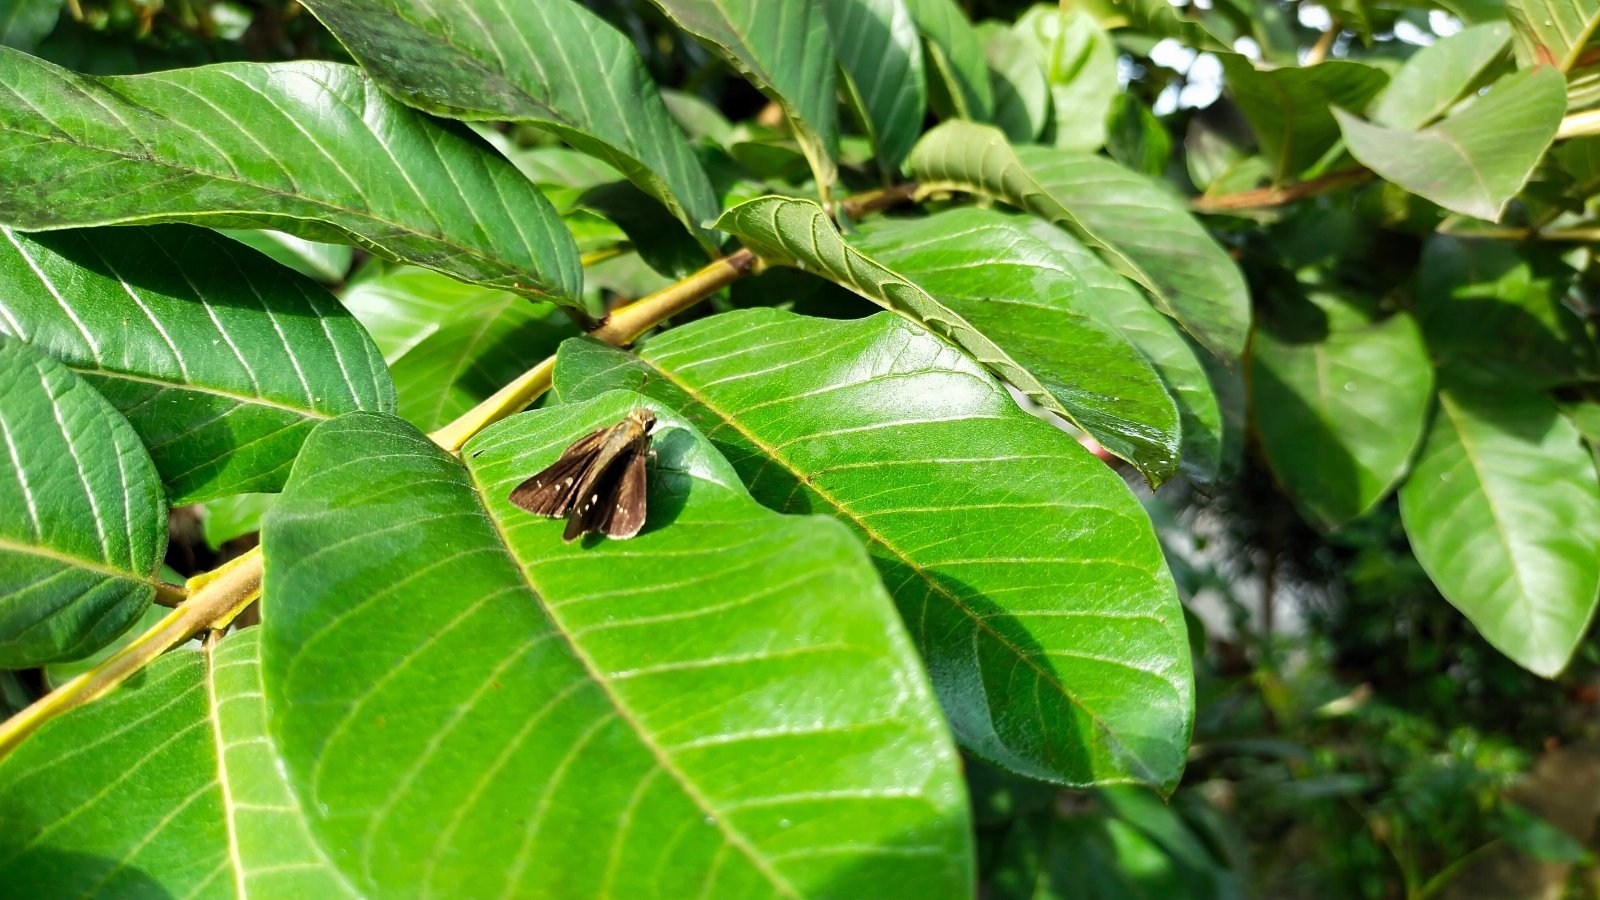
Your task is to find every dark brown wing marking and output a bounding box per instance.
[507,426,608,517]
[601,445,650,539]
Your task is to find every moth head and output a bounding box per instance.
[628,406,657,432]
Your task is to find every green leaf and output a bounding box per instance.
[0,337,165,668]
[905,0,994,121]
[1111,0,1233,50]
[1507,0,1600,70]
[0,51,581,304]
[389,291,577,432]
[1017,219,1224,484]
[215,229,355,284]
[1370,22,1512,129]
[1016,4,1118,152]
[1251,292,1434,528]
[717,196,1179,481]
[1334,67,1567,221]
[907,121,1252,360]
[555,310,1193,790]
[1106,94,1172,178]
[646,0,839,203]
[262,399,973,896]
[298,0,719,247]
[1417,236,1598,388]
[823,0,927,173]
[41,599,167,688]
[0,225,395,503]
[1218,54,1389,181]
[201,492,276,551]
[0,631,361,897]
[1399,382,1600,677]
[852,208,1182,483]
[978,22,1048,145]
[0,0,62,52]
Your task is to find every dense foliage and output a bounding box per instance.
[3,0,1600,896]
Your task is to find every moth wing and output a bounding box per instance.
[600,447,650,539]
[562,470,616,542]
[507,426,608,517]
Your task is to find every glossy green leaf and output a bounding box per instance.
[1507,0,1600,70]
[979,22,1048,144]
[1399,382,1600,677]
[852,208,1182,482]
[1016,4,1118,152]
[1251,293,1434,528]
[1335,67,1567,221]
[1017,219,1223,484]
[0,226,394,503]
[905,0,994,121]
[299,0,719,246]
[262,399,972,897]
[907,121,1251,360]
[1371,22,1512,129]
[1417,236,1597,388]
[1218,54,1389,180]
[0,51,581,303]
[201,492,276,551]
[555,310,1193,790]
[389,292,576,432]
[717,196,1178,481]
[0,631,360,897]
[823,0,927,173]
[0,337,165,668]
[216,230,354,284]
[0,0,62,51]
[646,0,839,203]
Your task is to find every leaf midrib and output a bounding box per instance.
[0,534,163,590]
[644,355,1167,786]
[464,464,804,900]
[76,367,335,420]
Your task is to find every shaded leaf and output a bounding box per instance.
[823,0,927,173]
[0,631,361,897]
[555,310,1193,790]
[907,121,1251,359]
[1251,292,1434,528]
[299,0,719,246]
[1017,219,1224,484]
[0,0,62,52]
[718,196,1179,481]
[262,399,973,896]
[0,225,394,503]
[0,337,165,668]
[1371,21,1513,129]
[852,208,1182,482]
[1107,93,1172,177]
[1335,67,1567,221]
[979,21,1049,144]
[389,292,577,432]
[646,0,839,203]
[0,51,580,303]
[1417,236,1597,388]
[1399,381,1600,677]
[215,230,354,284]
[201,492,276,551]
[905,0,995,121]
[42,599,167,688]
[1218,54,1389,181]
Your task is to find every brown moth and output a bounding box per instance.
[508,407,656,542]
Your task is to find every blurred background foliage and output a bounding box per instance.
[14,0,1600,896]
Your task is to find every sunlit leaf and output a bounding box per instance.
[262,399,974,896]
[556,310,1194,790]
[0,51,581,303]
[0,226,394,503]
[824,0,927,173]
[0,338,165,667]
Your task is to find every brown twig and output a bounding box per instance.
[1191,166,1372,212]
